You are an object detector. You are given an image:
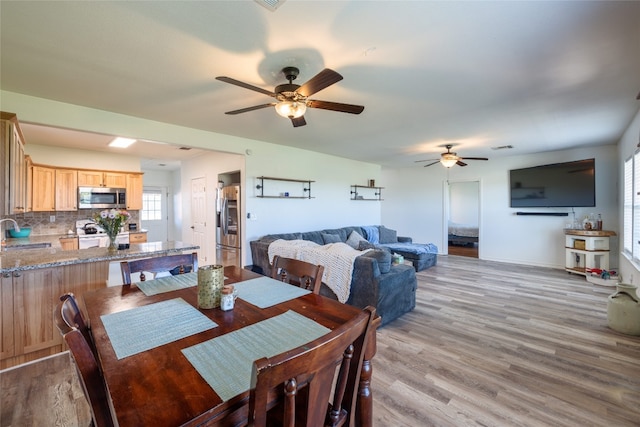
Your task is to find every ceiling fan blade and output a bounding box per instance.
[461,157,489,161]
[296,69,343,97]
[422,161,440,167]
[456,160,468,167]
[224,103,275,115]
[415,158,439,163]
[307,100,364,114]
[290,116,306,127]
[216,76,276,97]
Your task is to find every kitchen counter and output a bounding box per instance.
[0,241,199,273]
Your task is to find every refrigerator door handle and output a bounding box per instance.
[221,197,229,236]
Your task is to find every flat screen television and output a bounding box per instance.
[509,158,595,208]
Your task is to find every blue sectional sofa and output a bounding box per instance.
[249,225,437,326]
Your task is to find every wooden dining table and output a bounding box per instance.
[82,265,378,426]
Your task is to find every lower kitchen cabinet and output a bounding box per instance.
[0,261,109,369]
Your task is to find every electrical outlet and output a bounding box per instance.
[49,215,55,223]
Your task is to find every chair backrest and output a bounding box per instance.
[270,255,325,294]
[55,296,115,427]
[249,306,376,427]
[120,252,198,285]
[58,292,96,356]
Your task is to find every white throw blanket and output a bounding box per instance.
[268,240,367,303]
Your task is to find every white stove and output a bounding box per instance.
[75,219,129,249]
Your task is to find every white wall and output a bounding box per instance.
[618,109,640,283]
[382,145,618,269]
[25,144,140,171]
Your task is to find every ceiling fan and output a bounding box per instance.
[415,144,489,168]
[215,67,364,127]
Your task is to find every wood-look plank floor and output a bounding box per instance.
[2,256,638,426]
[373,255,640,427]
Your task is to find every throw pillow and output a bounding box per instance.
[365,249,392,274]
[345,230,367,249]
[321,232,342,244]
[358,240,376,251]
[379,226,398,244]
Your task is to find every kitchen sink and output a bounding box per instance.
[4,242,52,251]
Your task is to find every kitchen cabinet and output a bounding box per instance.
[126,173,144,210]
[55,169,78,211]
[78,170,127,188]
[0,261,109,369]
[31,165,56,211]
[129,231,147,243]
[1,112,28,214]
[59,236,79,250]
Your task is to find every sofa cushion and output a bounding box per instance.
[379,226,398,244]
[301,231,325,245]
[361,249,392,273]
[358,240,376,251]
[321,232,342,244]
[265,232,302,241]
[346,230,367,249]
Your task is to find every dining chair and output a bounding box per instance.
[270,255,325,294]
[120,252,198,285]
[248,306,376,427]
[55,296,115,427]
[58,292,96,357]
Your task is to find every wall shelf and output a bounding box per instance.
[256,176,314,199]
[350,185,383,201]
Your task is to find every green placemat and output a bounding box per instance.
[182,310,330,401]
[101,298,217,359]
[234,276,311,308]
[136,272,198,296]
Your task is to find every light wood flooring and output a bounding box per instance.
[373,255,640,426]
[2,255,639,426]
[448,243,478,258]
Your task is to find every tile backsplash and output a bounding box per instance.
[3,210,140,237]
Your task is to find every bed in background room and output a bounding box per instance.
[448,221,479,246]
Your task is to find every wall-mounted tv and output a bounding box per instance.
[509,159,595,208]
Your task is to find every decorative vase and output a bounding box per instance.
[607,284,640,336]
[197,265,224,309]
[107,234,118,253]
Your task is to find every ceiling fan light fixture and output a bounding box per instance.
[275,100,307,119]
[440,153,458,168]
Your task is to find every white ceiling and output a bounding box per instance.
[1,1,639,169]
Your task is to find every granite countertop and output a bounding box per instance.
[0,241,200,273]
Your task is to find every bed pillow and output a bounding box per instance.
[379,226,398,244]
[345,230,367,249]
[321,232,342,244]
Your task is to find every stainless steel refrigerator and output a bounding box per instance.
[216,185,241,267]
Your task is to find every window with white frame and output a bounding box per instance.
[141,190,162,221]
[623,151,640,264]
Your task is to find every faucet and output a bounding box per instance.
[0,218,20,233]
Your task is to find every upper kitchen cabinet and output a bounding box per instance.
[1,112,28,215]
[55,169,78,211]
[126,173,143,210]
[31,165,56,212]
[77,170,126,188]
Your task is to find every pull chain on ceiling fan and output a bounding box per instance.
[415,144,489,168]
[216,67,364,127]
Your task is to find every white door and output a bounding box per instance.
[141,187,168,242]
[191,177,208,263]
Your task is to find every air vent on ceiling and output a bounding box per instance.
[491,145,514,150]
[255,0,286,12]
[179,147,192,151]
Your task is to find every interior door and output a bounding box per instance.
[191,177,208,263]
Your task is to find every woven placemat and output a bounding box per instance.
[135,272,198,296]
[182,310,330,401]
[234,276,311,308]
[101,298,217,359]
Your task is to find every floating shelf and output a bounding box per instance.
[350,184,383,201]
[256,176,314,199]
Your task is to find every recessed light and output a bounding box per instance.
[109,137,136,148]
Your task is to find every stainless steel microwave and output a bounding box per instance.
[78,187,126,209]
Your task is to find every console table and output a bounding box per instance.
[564,229,616,276]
